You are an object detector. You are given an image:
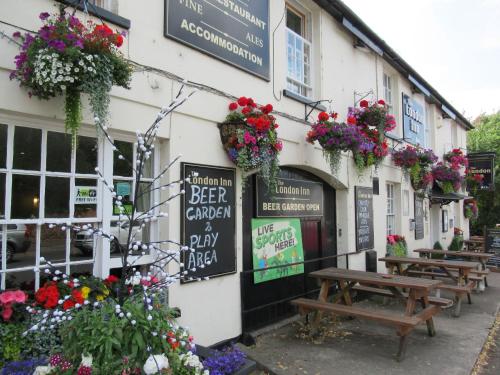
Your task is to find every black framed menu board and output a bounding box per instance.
[355,186,374,251]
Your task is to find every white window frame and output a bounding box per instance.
[286,4,312,99]
[0,116,161,289]
[383,73,394,114]
[386,183,395,235]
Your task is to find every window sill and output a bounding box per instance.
[283,90,327,111]
[57,0,131,29]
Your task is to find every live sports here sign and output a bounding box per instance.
[165,0,270,79]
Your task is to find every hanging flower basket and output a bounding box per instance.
[306,111,364,173]
[464,198,478,220]
[392,145,437,191]
[219,97,282,189]
[10,10,132,145]
[432,163,463,194]
[443,148,468,170]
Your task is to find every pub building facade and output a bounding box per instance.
[0,0,472,345]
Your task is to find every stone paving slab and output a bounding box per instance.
[241,272,500,375]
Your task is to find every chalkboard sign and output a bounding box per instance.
[164,0,270,80]
[486,228,500,255]
[181,163,236,282]
[256,177,323,217]
[414,195,424,240]
[355,186,374,251]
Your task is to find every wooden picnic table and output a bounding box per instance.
[463,238,485,252]
[380,256,480,317]
[414,248,492,270]
[291,267,443,361]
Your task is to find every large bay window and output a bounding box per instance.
[286,5,312,98]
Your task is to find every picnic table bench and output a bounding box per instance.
[291,267,443,361]
[463,238,485,252]
[380,256,480,317]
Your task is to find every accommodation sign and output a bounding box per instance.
[165,0,270,80]
[355,186,374,251]
[402,93,426,146]
[256,177,324,217]
[414,194,424,240]
[181,163,236,282]
[467,152,496,191]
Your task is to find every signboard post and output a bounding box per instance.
[414,194,424,240]
[355,186,374,251]
[402,93,426,146]
[256,176,324,217]
[251,218,304,284]
[181,163,236,282]
[164,0,270,80]
[467,152,496,191]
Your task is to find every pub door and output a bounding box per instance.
[240,168,336,333]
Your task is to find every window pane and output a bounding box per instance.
[71,224,96,261]
[114,141,133,177]
[13,126,41,170]
[45,177,70,218]
[74,178,98,218]
[6,270,35,292]
[46,132,72,172]
[143,152,154,179]
[0,173,5,219]
[137,181,151,212]
[12,175,40,218]
[0,124,7,168]
[41,224,66,264]
[286,9,303,35]
[113,180,133,215]
[70,263,93,277]
[76,136,98,174]
[5,223,35,269]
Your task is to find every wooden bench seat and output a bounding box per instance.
[352,285,453,308]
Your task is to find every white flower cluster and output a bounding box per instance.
[143,354,169,375]
[180,352,209,375]
[33,49,97,94]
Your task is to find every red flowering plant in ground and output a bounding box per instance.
[9,9,132,144]
[443,148,468,170]
[306,111,366,173]
[386,235,407,256]
[347,99,396,172]
[392,145,438,191]
[464,198,479,220]
[431,162,464,194]
[0,290,27,322]
[220,96,282,189]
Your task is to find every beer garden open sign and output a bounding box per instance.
[164,0,270,80]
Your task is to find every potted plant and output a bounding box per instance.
[392,145,437,191]
[386,235,407,257]
[10,9,132,144]
[346,99,396,172]
[219,97,282,189]
[432,163,463,194]
[306,111,364,173]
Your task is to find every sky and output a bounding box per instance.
[341,0,500,120]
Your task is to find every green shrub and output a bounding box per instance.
[431,241,444,259]
[448,235,464,252]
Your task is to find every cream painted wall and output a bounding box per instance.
[0,0,470,344]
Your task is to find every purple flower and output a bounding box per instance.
[68,15,81,28]
[39,12,50,21]
[74,39,84,49]
[12,31,21,38]
[48,39,66,52]
[39,25,55,41]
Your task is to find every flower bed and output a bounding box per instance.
[10,10,132,144]
[386,235,407,257]
[219,97,282,189]
[392,145,437,191]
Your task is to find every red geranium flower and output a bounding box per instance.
[228,102,238,111]
[318,112,329,122]
[237,97,248,106]
[347,116,357,125]
[378,99,386,106]
[360,100,369,108]
[114,34,124,47]
[63,299,75,311]
[105,275,119,284]
[241,107,252,115]
[72,289,84,305]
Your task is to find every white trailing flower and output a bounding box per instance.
[180,352,206,374]
[143,354,169,374]
[33,365,53,375]
[81,353,93,367]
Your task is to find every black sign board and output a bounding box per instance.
[486,228,500,255]
[414,195,424,240]
[467,152,496,191]
[181,163,236,282]
[164,0,270,80]
[256,177,324,217]
[355,186,374,251]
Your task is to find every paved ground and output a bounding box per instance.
[242,271,500,375]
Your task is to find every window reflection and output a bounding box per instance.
[0,124,7,168]
[46,132,72,172]
[40,224,66,264]
[0,173,5,218]
[113,140,133,177]
[45,177,70,218]
[76,136,98,174]
[4,223,35,269]
[71,223,96,260]
[13,126,42,170]
[12,175,40,219]
[6,270,36,292]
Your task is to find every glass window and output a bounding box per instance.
[6,223,35,269]
[6,270,36,292]
[0,173,5,219]
[286,8,303,35]
[286,6,311,98]
[76,136,98,174]
[13,127,42,170]
[40,224,66,264]
[46,132,72,172]
[11,175,40,219]
[45,177,70,218]
[383,73,393,115]
[114,140,133,177]
[0,124,7,169]
[386,183,395,235]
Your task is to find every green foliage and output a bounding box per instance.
[0,323,24,367]
[448,235,464,252]
[386,242,408,257]
[64,88,82,146]
[431,241,444,259]
[467,112,500,234]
